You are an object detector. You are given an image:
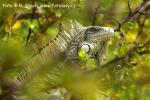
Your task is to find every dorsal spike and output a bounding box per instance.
[57,35,67,47]
[56,37,66,50]
[57,25,72,41]
[59,31,71,43]
[69,20,74,29]
[61,23,71,33]
[63,30,72,40]
[38,20,85,58]
[67,20,83,38]
[74,20,84,30]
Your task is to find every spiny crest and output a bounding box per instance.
[39,20,84,57]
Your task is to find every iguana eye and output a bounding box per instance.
[90,27,97,32]
[86,27,98,34]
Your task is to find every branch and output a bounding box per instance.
[26,7,36,46]
[92,5,100,26]
[100,37,150,69]
[128,0,132,15]
[114,1,150,31]
[40,9,70,33]
[138,50,150,55]
[135,16,148,42]
[101,44,139,68]
[39,12,57,33]
[14,12,43,20]
[101,14,149,69]
[113,18,121,32]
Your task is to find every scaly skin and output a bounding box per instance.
[66,25,114,66]
[36,21,114,65]
[14,21,114,97]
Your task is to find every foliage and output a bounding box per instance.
[0,0,150,100]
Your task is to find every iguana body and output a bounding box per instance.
[16,20,114,84]
[38,21,114,64]
[14,21,114,99]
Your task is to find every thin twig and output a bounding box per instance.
[92,5,100,26]
[15,12,43,20]
[26,1,36,46]
[113,18,121,32]
[114,1,150,31]
[40,9,71,34]
[128,0,132,15]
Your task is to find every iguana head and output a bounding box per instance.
[84,26,114,43]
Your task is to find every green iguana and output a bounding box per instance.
[15,20,114,85]
[14,20,114,99]
[38,20,114,64]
